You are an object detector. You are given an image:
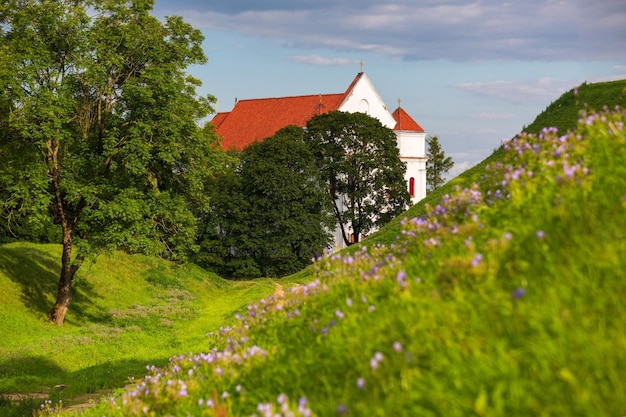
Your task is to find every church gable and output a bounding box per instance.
[338,73,397,129]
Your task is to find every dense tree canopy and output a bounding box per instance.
[426,135,454,192]
[0,0,222,324]
[197,126,334,278]
[242,126,335,276]
[305,111,410,246]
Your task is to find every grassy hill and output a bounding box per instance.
[2,79,626,416]
[523,78,626,135]
[0,244,281,416]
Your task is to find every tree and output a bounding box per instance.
[241,126,335,276]
[306,111,410,246]
[197,126,334,278]
[0,0,220,324]
[426,135,454,193]
[195,157,261,279]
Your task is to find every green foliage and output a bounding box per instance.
[196,160,257,278]
[196,127,334,278]
[44,108,626,417]
[306,111,410,245]
[241,126,335,276]
[426,135,454,192]
[0,0,220,256]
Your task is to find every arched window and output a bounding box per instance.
[358,99,369,114]
[409,177,415,197]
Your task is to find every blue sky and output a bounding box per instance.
[153,0,626,176]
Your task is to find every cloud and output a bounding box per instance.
[452,77,573,105]
[292,55,356,66]
[156,0,626,62]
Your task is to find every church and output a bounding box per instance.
[211,71,428,249]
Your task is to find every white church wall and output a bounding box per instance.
[397,131,426,158]
[396,130,427,205]
[403,157,427,205]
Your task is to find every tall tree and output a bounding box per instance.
[0,0,220,324]
[241,126,335,276]
[306,111,410,246]
[426,135,454,192]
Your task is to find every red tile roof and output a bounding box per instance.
[213,73,365,151]
[214,93,345,151]
[392,107,425,132]
[211,112,229,130]
[211,72,425,151]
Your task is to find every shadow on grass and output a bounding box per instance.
[0,245,108,324]
[64,356,170,396]
[0,246,60,318]
[0,355,65,390]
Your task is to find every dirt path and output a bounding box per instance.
[2,389,111,414]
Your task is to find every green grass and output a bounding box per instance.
[523,78,626,135]
[0,244,280,416]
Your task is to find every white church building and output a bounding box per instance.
[211,71,427,249]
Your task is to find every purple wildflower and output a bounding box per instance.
[512,287,526,299]
[396,270,407,288]
[471,253,483,267]
[356,377,365,389]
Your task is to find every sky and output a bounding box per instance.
[153,0,626,177]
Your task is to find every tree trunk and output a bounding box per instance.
[46,138,84,325]
[331,194,352,247]
[49,228,82,325]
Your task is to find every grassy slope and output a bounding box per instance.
[0,243,278,415]
[366,78,626,248]
[50,81,626,416]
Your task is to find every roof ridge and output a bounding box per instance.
[233,92,344,103]
[339,72,365,103]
